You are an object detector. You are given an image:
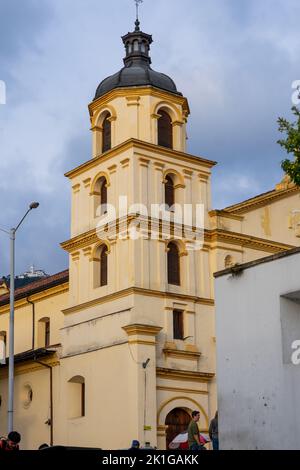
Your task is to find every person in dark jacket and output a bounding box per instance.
[0,431,21,451]
[209,411,219,450]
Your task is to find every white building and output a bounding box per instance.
[214,247,300,450]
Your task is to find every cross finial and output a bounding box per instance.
[135,0,143,20]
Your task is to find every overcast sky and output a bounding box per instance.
[0,0,299,276]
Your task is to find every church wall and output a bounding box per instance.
[0,289,67,355]
[0,365,58,449]
[239,193,300,245]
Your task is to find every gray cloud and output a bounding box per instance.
[0,0,299,276]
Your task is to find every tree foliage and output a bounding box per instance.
[277,100,300,187]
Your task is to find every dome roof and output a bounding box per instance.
[94,20,182,100]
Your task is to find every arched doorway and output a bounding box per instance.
[165,408,190,449]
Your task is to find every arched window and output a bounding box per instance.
[102,113,111,153]
[167,242,180,286]
[68,376,85,419]
[100,245,108,287]
[165,174,175,209]
[37,318,50,348]
[158,110,173,149]
[99,177,107,215]
[93,176,108,217]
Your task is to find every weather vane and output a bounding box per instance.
[135,0,143,21]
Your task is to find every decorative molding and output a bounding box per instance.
[120,158,130,168]
[128,340,156,346]
[89,86,190,117]
[224,186,300,214]
[208,210,244,222]
[206,229,294,254]
[163,348,201,360]
[122,324,162,337]
[83,178,91,188]
[62,287,214,315]
[156,386,208,396]
[108,164,117,174]
[156,367,215,383]
[64,139,216,180]
[72,183,81,194]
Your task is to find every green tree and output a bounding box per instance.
[277,97,300,187]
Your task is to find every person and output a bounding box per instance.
[209,411,219,450]
[0,431,21,451]
[129,440,140,450]
[188,411,205,451]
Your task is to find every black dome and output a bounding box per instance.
[94,20,181,100]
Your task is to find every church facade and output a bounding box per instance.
[0,21,300,450]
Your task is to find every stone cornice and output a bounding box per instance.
[88,86,190,116]
[62,287,214,315]
[223,186,300,214]
[156,367,215,383]
[162,348,201,360]
[207,229,295,253]
[64,139,216,180]
[122,324,162,337]
[208,210,244,221]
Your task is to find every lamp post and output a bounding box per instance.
[0,202,39,433]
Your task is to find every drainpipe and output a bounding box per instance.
[27,298,35,350]
[35,359,53,446]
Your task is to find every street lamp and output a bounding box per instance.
[0,202,39,433]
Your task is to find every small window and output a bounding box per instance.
[133,40,139,51]
[167,242,180,286]
[165,175,175,209]
[173,310,184,340]
[141,42,146,53]
[158,110,173,149]
[37,318,50,348]
[102,113,111,153]
[68,376,85,419]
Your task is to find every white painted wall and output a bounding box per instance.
[215,250,300,450]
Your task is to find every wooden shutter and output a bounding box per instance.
[173,310,184,340]
[102,114,111,152]
[158,110,173,149]
[167,242,180,286]
[100,247,108,286]
[165,175,175,208]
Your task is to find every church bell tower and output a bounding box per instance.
[59,18,215,449]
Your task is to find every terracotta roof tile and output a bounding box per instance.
[0,269,69,306]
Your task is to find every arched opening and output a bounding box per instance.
[158,110,173,149]
[37,317,50,348]
[95,176,107,216]
[165,408,190,450]
[68,376,85,419]
[165,174,175,209]
[167,242,180,286]
[94,244,108,288]
[102,112,111,153]
[100,245,108,287]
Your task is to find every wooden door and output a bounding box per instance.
[165,408,190,449]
